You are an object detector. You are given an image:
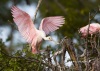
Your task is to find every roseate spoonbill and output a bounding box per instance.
[79,23,100,37]
[11,6,65,54]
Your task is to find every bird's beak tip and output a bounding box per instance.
[56,42,60,45]
[52,40,59,44]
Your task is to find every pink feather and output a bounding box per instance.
[80,23,100,37]
[39,16,65,35]
[11,6,38,53]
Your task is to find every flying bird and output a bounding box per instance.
[79,23,100,37]
[11,6,65,54]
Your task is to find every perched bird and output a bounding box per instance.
[11,6,65,54]
[79,23,100,37]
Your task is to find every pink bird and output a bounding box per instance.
[11,6,65,54]
[79,23,100,37]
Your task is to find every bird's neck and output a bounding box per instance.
[37,30,47,40]
[37,30,49,41]
[42,36,48,40]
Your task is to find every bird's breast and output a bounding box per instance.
[37,36,42,43]
[36,30,46,42]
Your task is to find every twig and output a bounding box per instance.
[85,12,91,71]
[33,0,43,22]
[54,0,67,15]
[52,50,63,58]
[52,49,63,66]
[60,38,67,71]
[61,36,82,71]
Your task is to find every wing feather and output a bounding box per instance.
[39,16,65,35]
[11,6,37,44]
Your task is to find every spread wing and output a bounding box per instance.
[11,6,37,44]
[39,16,65,35]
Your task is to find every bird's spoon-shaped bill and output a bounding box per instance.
[52,39,60,44]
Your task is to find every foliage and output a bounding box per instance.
[0,39,44,71]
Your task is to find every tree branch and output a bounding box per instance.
[33,0,43,22]
[54,0,67,15]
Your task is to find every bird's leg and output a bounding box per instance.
[36,40,46,54]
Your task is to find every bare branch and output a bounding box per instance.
[61,36,82,71]
[54,0,67,15]
[33,0,43,22]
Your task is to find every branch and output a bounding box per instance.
[85,12,91,71]
[33,0,43,22]
[61,36,82,71]
[52,49,63,65]
[54,0,67,15]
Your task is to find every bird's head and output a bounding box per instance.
[46,36,53,41]
[46,36,59,44]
